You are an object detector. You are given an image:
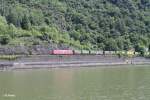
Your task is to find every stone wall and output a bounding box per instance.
[0,43,71,55]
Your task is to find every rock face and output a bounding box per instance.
[29,45,53,55]
[0,44,70,55]
[0,46,31,55]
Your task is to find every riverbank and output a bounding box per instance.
[0,55,149,71]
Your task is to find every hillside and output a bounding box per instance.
[0,0,150,52]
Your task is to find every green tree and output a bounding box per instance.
[105,38,118,51]
[21,15,31,30]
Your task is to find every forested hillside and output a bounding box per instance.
[0,0,150,51]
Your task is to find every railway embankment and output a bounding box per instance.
[0,55,150,71]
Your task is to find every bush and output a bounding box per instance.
[0,35,11,45]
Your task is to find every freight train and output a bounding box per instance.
[50,50,116,55]
[50,50,139,56]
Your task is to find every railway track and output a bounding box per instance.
[0,55,149,71]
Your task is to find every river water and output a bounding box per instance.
[0,65,150,100]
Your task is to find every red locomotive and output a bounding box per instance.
[51,50,74,55]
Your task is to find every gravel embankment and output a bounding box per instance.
[0,55,150,70]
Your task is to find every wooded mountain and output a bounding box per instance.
[0,0,150,51]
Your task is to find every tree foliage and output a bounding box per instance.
[0,0,149,50]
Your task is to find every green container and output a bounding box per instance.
[74,50,82,54]
[90,51,97,54]
[81,50,90,54]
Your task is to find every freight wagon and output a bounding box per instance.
[81,50,90,55]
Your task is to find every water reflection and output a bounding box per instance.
[0,65,150,100]
[53,69,74,99]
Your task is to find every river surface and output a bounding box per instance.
[0,65,150,100]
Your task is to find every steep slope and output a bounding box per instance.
[0,0,150,51]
